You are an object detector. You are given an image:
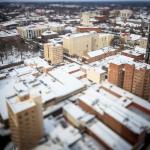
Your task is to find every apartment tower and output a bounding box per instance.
[108,63,150,101]
[44,43,63,65]
[7,90,44,150]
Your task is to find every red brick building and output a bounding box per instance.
[78,90,147,147]
[108,61,150,101]
[121,50,144,61]
[77,26,101,33]
[83,47,122,63]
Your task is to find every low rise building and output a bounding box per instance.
[63,102,94,128]
[41,31,58,43]
[80,11,97,26]
[79,89,150,147]
[24,57,51,73]
[119,9,133,19]
[86,68,106,84]
[100,81,150,121]
[139,37,148,49]
[63,103,132,150]
[83,47,121,63]
[121,49,144,61]
[17,22,65,39]
[0,62,86,121]
[77,26,101,33]
[86,119,132,150]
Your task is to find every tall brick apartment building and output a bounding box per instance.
[108,56,150,101]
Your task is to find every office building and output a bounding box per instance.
[80,12,97,26]
[119,9,133,19]
[108,55,150,101]
[17,22,65,39]
[78,89,150,147]
[44,43,63,65]
[63,32,114,57]
[7,90,44,150]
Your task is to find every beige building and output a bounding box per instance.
[63,32,114,57]
[119,9,133,19]
[17,22,65,39]
[139,37,148,49]
[17,24,48,39]
[80,11,97,26]
[86,68,106,84]
[7,90,44,150]
[44,43,63,65]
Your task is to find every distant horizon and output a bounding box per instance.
[0,0,150,2]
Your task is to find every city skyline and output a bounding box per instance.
[0,0,150,2]
[0,1,150,150]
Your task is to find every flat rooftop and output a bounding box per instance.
[87,120,132,150]
[79,88,150,134]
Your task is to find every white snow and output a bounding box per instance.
[88,120,132,150]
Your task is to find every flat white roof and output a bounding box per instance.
[71,71,85,78]
[63,102,94,124]
[0,65,85,120]
[14,66,37,76]
[79,88,150,134]
[7,96,35,114]
[87,46,116,58]
[64,32,91,39]
[122,49,143,56]
[88,120,132,150]
[58,63,80,73]
[24,57,50,69]
[109,54,150,69]
[50,124,81,146]
[102,81,150,113]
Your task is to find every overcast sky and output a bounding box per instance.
[1,0,150,2]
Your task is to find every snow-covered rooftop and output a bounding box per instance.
[17,22,65,31]
[79,88,150,134]
[88,120,132,150]
[50,123,81,146]
[101,81,150,113]
[109,54,150,70]
[87,47,116,58]
[0,62,85,120]
[7,96,35,114]
[0,29,19,38]
[24,57,50,69]
[63,102,94,125]
[58,63,80,74]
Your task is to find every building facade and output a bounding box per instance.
[17,23,65,39]
[7,91,44,150]
[108,62,150,101]
[63,32,114,57]
[119,9,133,19]
[80,11,97,26]
[44,43,63,65]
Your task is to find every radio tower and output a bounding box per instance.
[145,23,150,64]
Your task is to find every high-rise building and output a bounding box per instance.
[80,12,97,26]
[139,37,148,49]
[63,32,114,57]
[7,90,44,150]
[108,56,150,101]
[44,43,63,65]
[145,24,150,64]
